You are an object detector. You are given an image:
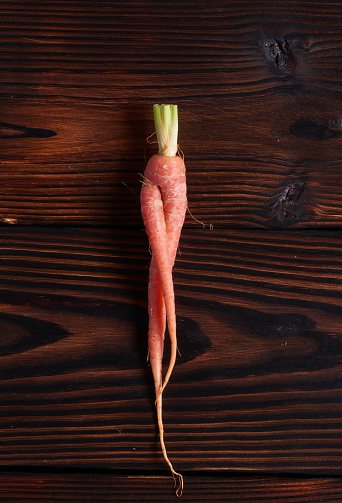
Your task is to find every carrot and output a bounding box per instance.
[140,104,186,496]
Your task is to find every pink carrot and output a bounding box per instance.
[140,104,186,496]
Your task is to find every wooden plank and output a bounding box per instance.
[2,1,342,96]
[0,1,342,226]
[1,473,342,502]
[0,227,341,473]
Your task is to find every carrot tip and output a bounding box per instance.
[167,464,183,497]
[173,472,184,497]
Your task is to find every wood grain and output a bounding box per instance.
[1,0,342,499]
[0,227,341,474]
[1,1,342,226]
[1,473,342,502]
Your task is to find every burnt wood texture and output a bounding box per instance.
[0,1,342,227]
[1,473,342,502]
[1,0,342,501]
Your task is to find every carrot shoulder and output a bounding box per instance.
[140,104,186,496]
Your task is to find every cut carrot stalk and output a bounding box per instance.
[140,104,186,496]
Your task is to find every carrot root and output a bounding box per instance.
[141,104,186,496]
[156,390,184,497]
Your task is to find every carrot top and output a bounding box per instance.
[153,104,178,157]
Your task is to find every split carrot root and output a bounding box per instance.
[140,104,186,496]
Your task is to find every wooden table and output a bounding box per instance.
[1,1,342,501]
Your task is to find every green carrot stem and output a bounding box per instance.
[153,104,178,157]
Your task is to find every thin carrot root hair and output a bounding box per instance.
[146,130,156,144]
[121,181,140,201]
[156,391,184,497]
[187,205,206,228]
[139,172,153,186]
[177,144,184,162]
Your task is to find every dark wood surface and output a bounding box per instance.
[1,473,342,502]
[1,1,342,227]
[0,228,342,478]
[1,0,342,501]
